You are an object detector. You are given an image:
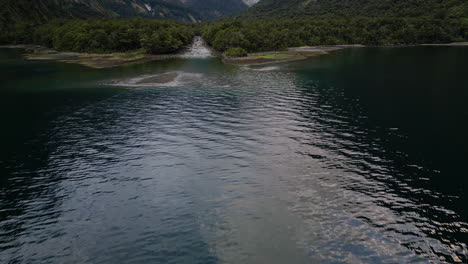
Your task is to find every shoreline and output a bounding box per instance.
[1,41,467,68]
[223,46,343,65]
[0,45,175,69]
[222,42,468,65]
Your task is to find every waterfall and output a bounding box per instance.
[180,36,213,58]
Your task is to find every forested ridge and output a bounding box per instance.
[15,19,194,54]
[0,0,70,24]
[0,0,198,52]
[0,0,467,56]
[0,0,204,55]
[202,18,468,54]
[240,0,468,19]
[0,0,248,23]
[205,0,468,54]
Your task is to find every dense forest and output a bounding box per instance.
[239,0,468,19]
[2,17,467,56]
[0,0,198,49]
[1,19,194,54]
[0,0,467,56]
[202,18,468,53]
[204,0,467,54]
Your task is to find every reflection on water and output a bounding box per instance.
[0,47,467,263]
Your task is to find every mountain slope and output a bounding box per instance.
[241,0,468,19]
[68,0,198,21]
[0,0,69,24]
[185,0,248,20]
[0,0,249,24]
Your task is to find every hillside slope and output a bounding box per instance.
[0,0,249,24]
[202,0,468,54]
[185,0,248,20]
[0,0,69,24]
[242,0,468,19]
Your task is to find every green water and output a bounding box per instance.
[0,46,467,263]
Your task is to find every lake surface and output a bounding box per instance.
[0,46,467,263]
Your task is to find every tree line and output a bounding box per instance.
[202,18,468,54]
[1,17,467,55]
[1,19,194,54]
[239,0,468,20]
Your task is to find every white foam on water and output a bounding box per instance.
[250,66,281,71]
[179,36,213,59]
[109,71,204,88]
[242,0,260,6]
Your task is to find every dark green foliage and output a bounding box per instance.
[224,47,248,57]
[0,0,67,44]
[203,18,468,53]
[3,19,194,54]
[1,0,467,55]
[141,31,183,54]
[0,0,248,47]
[0,0,70,23]
[185,0,247,20]
[218,0,468,53]
[240,0,468,20]
[0,0,250,23]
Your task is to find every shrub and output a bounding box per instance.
[224,47,248,57]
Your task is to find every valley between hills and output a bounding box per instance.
[0,0,466,62]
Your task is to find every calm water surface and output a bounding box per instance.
[0,46,467,263]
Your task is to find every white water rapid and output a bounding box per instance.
[179,36,213,58]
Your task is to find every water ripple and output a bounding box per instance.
[1,47,468,263]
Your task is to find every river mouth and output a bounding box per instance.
[0,46,468,264]
[15,36,216,69]
[179,36,215,59]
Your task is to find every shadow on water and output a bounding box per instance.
[0,49,222,263]
[289,46,468,262]
[1,46,468,263]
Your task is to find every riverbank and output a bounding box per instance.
[222,42,468,65]
[222,46,346,65]
[1,44,347,68]
[421,42,468,46]
[0,45,174,69]
[0,37,216,69]
[2,41,467,68]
